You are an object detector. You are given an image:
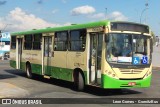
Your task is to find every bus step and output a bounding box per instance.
[44,75,51,79]
[89,83,101,87]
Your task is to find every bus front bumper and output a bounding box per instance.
[101,74,151,89]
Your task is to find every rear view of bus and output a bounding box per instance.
[102,22,152,88]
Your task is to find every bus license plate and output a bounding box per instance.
[128,82,136,86]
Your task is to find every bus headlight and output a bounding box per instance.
[105,70,118,79]
[108,71,112,75]
[112,74,116,77]
[144,71,152,79]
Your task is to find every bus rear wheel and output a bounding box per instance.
[74,71,85,91]
[26,64,33,79]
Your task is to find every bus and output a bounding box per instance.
[10,20,153,91]
[0,32,10,60]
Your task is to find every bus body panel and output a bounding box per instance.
[10,49,16,68]
[111,68,149,79]
[101,74,151,88]
[10,60,16,69]
[22,50,42,75]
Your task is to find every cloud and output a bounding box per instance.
[0,7,61,32]
[71,6,128,21]
[0,0,7,5]
[71,5,95,16]
[88,13,105,19]
[87,11,128,21]
[106,11,128,21]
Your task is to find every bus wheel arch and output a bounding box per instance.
[73,68,85,91]
[26,61,32,79]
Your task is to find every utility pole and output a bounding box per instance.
[145,0,149,24]
[105,8,108,19]
[140,0,149,24]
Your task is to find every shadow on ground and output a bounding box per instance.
[0,74,17,79]
[5,69,141,97]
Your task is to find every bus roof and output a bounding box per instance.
[11,20,110,36]
[11,20,149,36]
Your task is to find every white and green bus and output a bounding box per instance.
[10,20,153,91]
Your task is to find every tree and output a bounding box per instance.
[151,31,156,45]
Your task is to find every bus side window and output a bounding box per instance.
[24,34,32,50]
[33,34,42,50]
[70,29,86,51]
[54,32,67,51]
[54,35,57,50]
[11,36,16,49]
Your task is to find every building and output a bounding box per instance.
[0,32,10,59]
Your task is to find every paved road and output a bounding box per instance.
[0,60,160,107]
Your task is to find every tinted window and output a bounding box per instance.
[33,34,42,50]
[24,34,32,50]
[11,36,16,49]
[70,29,86,51]
[54,32,68,51]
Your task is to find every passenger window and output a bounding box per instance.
[54,32,68,51]
[24,34,32,50]
[33,34,42,50]
[11,36,16,49]
[69,29,86,51]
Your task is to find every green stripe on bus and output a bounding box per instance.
[50,67,73,81]
[10,60,87,84]
[101,74,151,88]
[20,62,26,71]
[45,66,87,83]
[10,60,16,68]
[31,63,42,75]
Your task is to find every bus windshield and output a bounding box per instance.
[106,33,151,65]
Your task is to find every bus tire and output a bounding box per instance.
[26,64,32,79]
[74,71,85,91]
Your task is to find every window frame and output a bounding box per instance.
[69,29,86,52]
[54,31,68,51]
[32,33,42,50]
[11,36,16,49]
[24,34,33,50]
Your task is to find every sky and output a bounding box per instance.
[0,0,159,35]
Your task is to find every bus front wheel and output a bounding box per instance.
[74,71,85,91]
[26,64,32,79]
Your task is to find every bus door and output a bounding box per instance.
[89,33,103,85]
[16,38,22,69]
[43,36,52,76]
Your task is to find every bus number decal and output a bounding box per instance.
[92,27,103,32]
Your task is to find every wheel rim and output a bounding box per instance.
[27,68,29,76]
